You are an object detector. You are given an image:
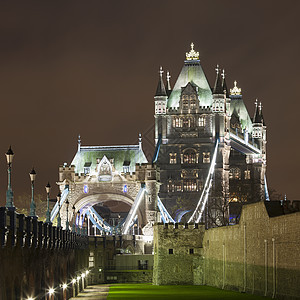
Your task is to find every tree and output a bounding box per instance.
[14,192,48,222]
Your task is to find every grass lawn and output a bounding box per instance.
[107,283,267,299]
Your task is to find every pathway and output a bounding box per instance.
[69,285,109,300]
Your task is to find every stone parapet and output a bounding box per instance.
[0,207,88,250]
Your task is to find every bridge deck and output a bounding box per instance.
[70,284,109,299]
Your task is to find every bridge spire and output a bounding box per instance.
[221,69,229,97]
[155,66,167,97]
[77,134,81,152]
[259,102,266,126]
[253,99,261,123]
[213,64,223,94]
[139,133,142,150]
[166,71,172,96]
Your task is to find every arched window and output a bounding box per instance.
[183,149,196,164]
[98,156,112,181]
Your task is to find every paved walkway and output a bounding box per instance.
[69,285,109,299]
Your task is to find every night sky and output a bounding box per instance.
[0,0,299,206]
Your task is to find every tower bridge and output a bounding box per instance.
[0,43,288,299]
[50,44,269,239]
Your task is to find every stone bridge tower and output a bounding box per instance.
[57,137,159,236]
[154,43,267,225]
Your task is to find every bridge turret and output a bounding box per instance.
[58,165,75,183]
[212,67,230,140]
[154,66,168,144]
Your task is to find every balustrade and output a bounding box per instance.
[0,207,88,250]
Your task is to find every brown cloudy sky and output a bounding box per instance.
[0,0,299,205]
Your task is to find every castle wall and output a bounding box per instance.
[153,223,205,285]
[153,202,300,299]
[203,201,300,299]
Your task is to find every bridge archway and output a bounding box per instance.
[61,191,145,233]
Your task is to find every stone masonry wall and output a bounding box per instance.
[153,223,205,285]
[153,202,300,300]
[203,201,300,299]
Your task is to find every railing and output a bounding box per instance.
[157,196,175,224]
[122,184,146,234]
[50,187,69,222]
[0,207,88,250]
[86,206,113,233]
[188,139,219,223]
[229,130,261,154]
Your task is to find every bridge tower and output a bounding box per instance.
[56,137,159,238]
[154,44,267,225]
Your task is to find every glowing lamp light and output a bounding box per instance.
[48,288,54,295]
[27,297,34,300]
[81,273,86,278]
[83,185,89,194]
[72,279,76,284]
[77,276,80,281]
[86,270,89,275]
[62,283,67,290]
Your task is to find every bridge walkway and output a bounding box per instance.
[70,284,109,299]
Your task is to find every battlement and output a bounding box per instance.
[135,163,157,181]
[155,222,204,230]
[59,165,75,172]
[59,165,76,182]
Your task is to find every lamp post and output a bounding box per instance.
[5,146,14,210]
[84,215,88,236]
[72,205,76,233]
[45,182,51,223]
[29,168,37,217]
[65,199,69,230]
[57,192,61,228]
[77,210,80,234]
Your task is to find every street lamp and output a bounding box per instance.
[57,192,61,228]
[72,205,76,233]
[29,168,37,217]
[65,198,69,230]
[5,146,15,210]
[45,182,51,223]
[77,210,80,234]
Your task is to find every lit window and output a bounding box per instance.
[169,153,177,164]
[123,161,130,173]
[203,152,210,163]
[176,182,182,192]
[173,117,182,128]
[198,116,205,127]
[183,180,197,192]
[244,170,251,180]
[183,150,196,164]
[84,162,92,175]
[167,181,175,193]
[190,99,196,109]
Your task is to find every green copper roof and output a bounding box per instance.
[71,145,148,175]
[167,60,212,108]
